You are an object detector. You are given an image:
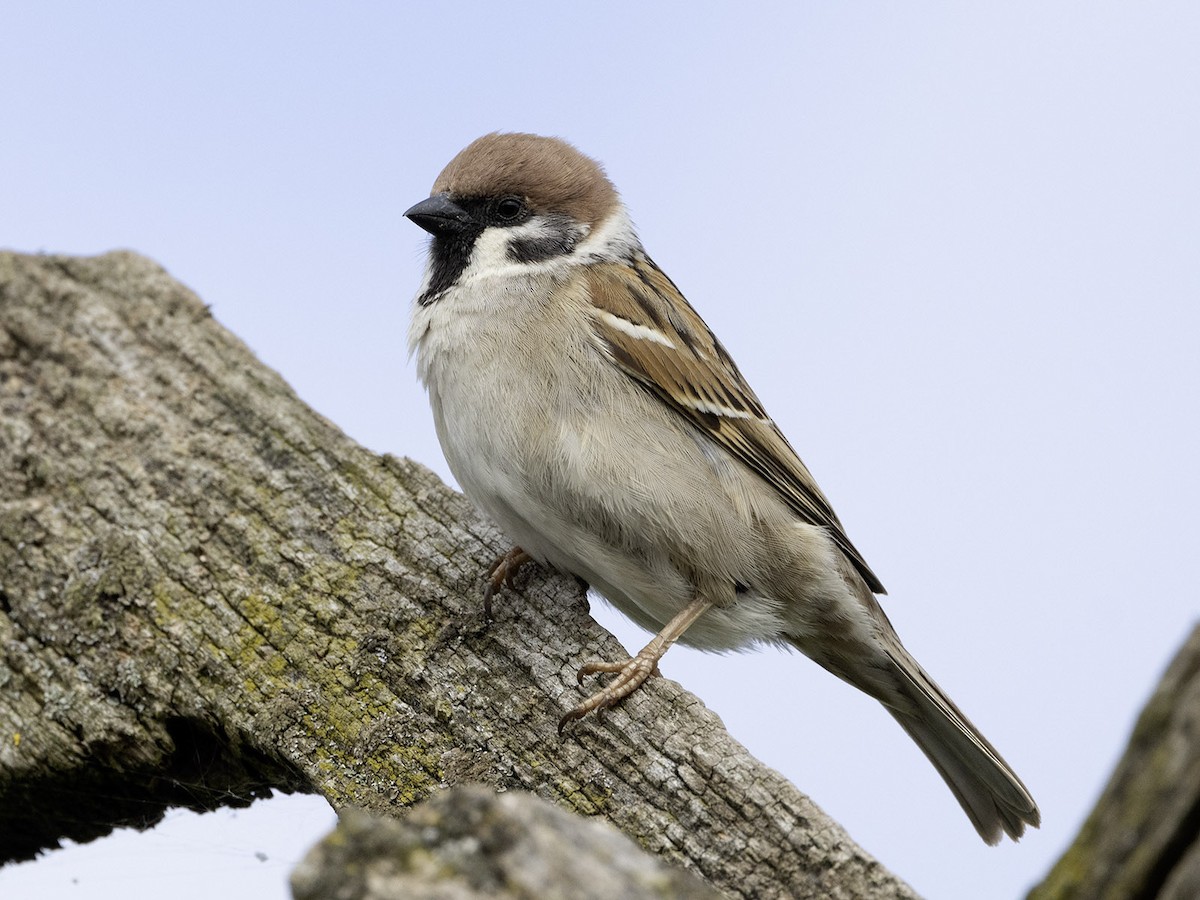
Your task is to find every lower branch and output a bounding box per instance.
[0,251,915,899]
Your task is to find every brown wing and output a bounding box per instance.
[584,254,886,595]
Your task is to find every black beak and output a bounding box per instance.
[404,193,475,235]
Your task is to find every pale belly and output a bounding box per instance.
[411,277,856,653]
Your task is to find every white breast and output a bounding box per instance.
[408,257,858,653]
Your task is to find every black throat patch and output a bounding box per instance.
[417,226,484,306]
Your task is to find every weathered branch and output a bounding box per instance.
[0,251,916,898]
[290,785,725,899]
[1029,624,1200,900]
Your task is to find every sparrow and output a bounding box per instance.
[405,132,1040,844]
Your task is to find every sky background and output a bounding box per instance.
[2,4,1198,899]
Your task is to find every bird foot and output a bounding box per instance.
[483,546,533,619]
[557,649,663,733]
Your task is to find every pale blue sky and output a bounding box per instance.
[3,4,1198,899]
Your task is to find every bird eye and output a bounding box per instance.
[494,197,525,222]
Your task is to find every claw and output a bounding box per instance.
[483,546,533,619]
[557,652,664,733]
[556,595,714,733]
[574,658,662,685]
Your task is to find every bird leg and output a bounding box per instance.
[558,594,714,732]
[483,546,533,619]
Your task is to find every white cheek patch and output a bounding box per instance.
[467,228,515,276]
[510,216,573,242]
[455,221,575,284]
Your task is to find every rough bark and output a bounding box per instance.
[0,250,916,899]
[289,784,725,900]
[1029,624,1200,900]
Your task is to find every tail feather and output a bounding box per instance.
[784,568,1039,843]
[884,644,1040,844]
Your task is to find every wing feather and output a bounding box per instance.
[584,255,886,595]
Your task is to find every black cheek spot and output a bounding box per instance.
[508,235,574,264]
[506,215,584,264]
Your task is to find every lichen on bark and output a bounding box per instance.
[0,251,916,899]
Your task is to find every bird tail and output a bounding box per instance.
[881,641,1040,844]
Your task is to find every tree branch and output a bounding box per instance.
[290,785,726,900]
[0,251,916,899]
[1029,624,1200,900]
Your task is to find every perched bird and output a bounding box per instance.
[405,132,1040,844]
